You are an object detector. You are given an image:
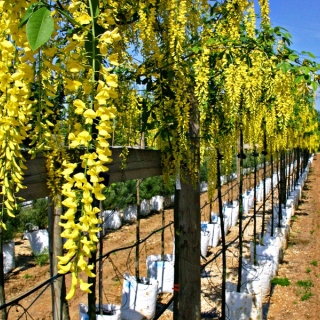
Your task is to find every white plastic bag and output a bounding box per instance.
[103,210,122,231]
[26,229,49,254]
[123,205,137,223]
[3,240,15,274]
[121,273,158,320]
[226,291,262,320]
[140,199,151,216]
[146,254,174,293]
[200,230,210,259]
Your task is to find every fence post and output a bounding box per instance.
[0,225,7,320]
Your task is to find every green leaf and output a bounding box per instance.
[206,38,215,45]
[26,7,54,51]
[289,54,299,62]
[18,2,45,29]
[311,81,318,91]
[91,0,100,18]
[192,46,201,53]
[278,62,291,74]
[294,75,304,84]
[302,51,316,59]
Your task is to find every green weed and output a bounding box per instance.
[301,292,314,301]
[306,267,311,274]
[296,280,314,288]
[296,279,314,301]
[23,273,32,279]
[310,260,318,267]
[271,277,290,286]
[33,249,49,267]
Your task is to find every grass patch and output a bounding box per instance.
[33,249,49,267]
[296,280,314,288]
[296,279,314,301]
[271,277,290,286]
[23,273,33,279]
[306,267,311,274]
[310,230,315,235]
[310,260,318,267]
[301,292,314,301]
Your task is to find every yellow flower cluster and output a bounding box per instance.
[258,0,270,25]
[55,1,120,299]
[0,1,34,223]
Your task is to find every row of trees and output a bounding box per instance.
[0,0,319,317]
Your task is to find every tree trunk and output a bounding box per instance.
[174,91,201,319]
[217,151,226,319]
[48,196,69,320]
[177,177,201,319]
[237,130,244,292]
[0,226,7,320]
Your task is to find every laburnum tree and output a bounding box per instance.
[0,0,319,319]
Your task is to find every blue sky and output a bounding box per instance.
[255,0,320,109]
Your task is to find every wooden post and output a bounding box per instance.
[271,153,274,237]
[253,148,258,266]
[296,148,300,184]
[49,196,69,320]
[261,121,267,243]
[237,130,245,292]
[174,93,201,319]
[177,176,201,319]
[217,151,226,319]
[173,187,180,320]
[135,179,141,280]
[0,225,7,320]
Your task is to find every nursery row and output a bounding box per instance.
[199,156,313,319]
[77,155,312,319]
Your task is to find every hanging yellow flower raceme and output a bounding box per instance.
[0,1,35,224]
[53,1,121,299]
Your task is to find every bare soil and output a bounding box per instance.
[3,154,320,319]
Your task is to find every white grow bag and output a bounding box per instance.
[223,205,232,230]
[250,243,279,277]
[140,199,151,216]
[247,189,254,209]
[226,291,262,320]
[265,178,271,195]
[123,205,137,223]
[26,229,49,254]
[242,193,249,214]
[121,273,158,320]
[227,201,239,227]
[146,254,174,293]
[151,196,164,212]
[256,184,263,202]
[206,217,220,247]
[79,303,121,320]
[241,259,273,301]
[200,230,210,259]
[103,210,122,231]
[200,181,208,192]
[3,240,15,274]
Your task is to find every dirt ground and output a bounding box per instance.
[3,154,320,319]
